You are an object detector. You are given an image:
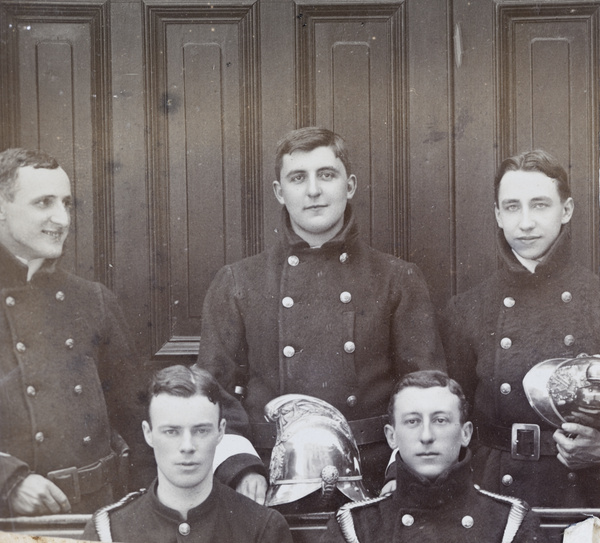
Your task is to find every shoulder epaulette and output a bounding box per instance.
[92,489,147,542]
[335,494,392,543]
[474,484,529,543]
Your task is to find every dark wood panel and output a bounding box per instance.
[295,3,408,257]
[497,3,600,272]
[0,1,113,285]
[144,2,261,356]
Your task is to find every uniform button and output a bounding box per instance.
[283,346,295,358]
[65,338,75,349]
[287,255,299,266]
[564,335,575,346]
[35,432,44,443]
[83,436,92,445]
[282,296,294,308]
[567,472,577,482]
[500,337,512,349]
[74,385,83,395]
[340,291,352,304]
[26,386,36,397]
[502,474,513,486]
[16,342,26,353]
[561,291,573,303]
[179,523,191,536]
[339,252,349,263]
[503,297,515,308]
[401,514,414,527]
[500,383,512,395]
[5,296,15,307]
[346,395,358,407]
[344,341,356,354]
[462,516,474,529]
[55,291,65,302]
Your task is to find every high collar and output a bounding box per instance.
[147,478,221,523]
[0,242,58,288]
[497,224,572,286]
[280,204,360,253]
[393,449,473,509]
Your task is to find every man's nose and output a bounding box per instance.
[419,422,434,444]
[306,174,321,197]
[51,204,70,227]
[518,209,535,230]
[179,430,196,452]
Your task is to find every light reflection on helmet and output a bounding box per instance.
[264,394,372,507]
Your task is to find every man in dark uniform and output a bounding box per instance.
[0,148,141,516]
[320,371,546,543]
[441,150,600,507]
[83,365,293,543]
[196,127,445,503]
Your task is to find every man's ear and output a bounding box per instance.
[494,204,503,229]
[460,421,473,448]
[142,420,153,448]
[384,424,396,450]
[561,197,574,225]
[346,174,357,200]
[273,180,285,205]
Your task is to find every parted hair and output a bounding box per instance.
[0,148,60,201]
[387,370,470,425]
[146,365,223,423]
[494,149,570,204]
[274,127,352,180]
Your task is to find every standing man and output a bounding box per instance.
[441,149,600,507]
[320,370,546,543]
[83,365,293,543]
[196,127,445,502]
[0,148,141,516]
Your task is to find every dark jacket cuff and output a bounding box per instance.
[214,453,268,488]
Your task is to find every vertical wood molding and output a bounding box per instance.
[0,1,114,286]
[144,2,261,356]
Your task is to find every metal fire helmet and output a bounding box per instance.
[264,394,372,507]
[523,354,600,429]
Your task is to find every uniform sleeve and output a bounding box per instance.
[511,509,549,543]
[391,262,446,374]
[319,516,349,543]
[257,508,294,543]
[0,453,29,516]
[195,266,267,486]
[440,295,479,404]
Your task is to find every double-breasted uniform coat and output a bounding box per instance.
[197,207,445,492]
[82,478,293,543]
[0,244,141,515]
[441,227,600,507]
[320,451,547,543]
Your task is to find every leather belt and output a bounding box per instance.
[46,452,117,504]
[251,415,389,449]
[476,423,557,460]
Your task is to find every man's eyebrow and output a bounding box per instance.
[317,166,340,174]
[284,168,307,178]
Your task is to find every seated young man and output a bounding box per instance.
[320,370,547,543]
[83,365,292,543]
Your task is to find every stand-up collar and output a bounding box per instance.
[147,478,219,523]
[393,449,473,509]
[0,242,58,288]
[280,204,360,252]
[497,224,572,285]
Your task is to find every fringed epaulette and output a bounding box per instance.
[336,494,392,543]
[474,484,529,543]
[92,489,147,542]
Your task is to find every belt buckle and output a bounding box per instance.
[511,423,540,461]
[46,466,81,504]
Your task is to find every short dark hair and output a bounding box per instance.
[387,370,469,425]
[274,127,352,180]
[494,149,570,204]
[146,365,223,425]
[0,148,60,201]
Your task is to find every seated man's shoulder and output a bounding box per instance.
[84,489,148,540]
[215,479,279,518]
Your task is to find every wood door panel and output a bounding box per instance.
[144,3,260,356]
[0,2,113,284]
[497,4,600,271]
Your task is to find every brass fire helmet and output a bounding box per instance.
[264,394,372,507]
[523,354,600,429]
